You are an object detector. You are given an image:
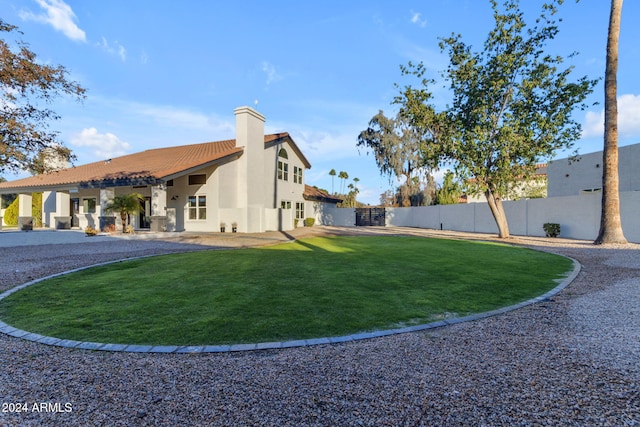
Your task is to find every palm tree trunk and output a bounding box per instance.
[595,0,627,244]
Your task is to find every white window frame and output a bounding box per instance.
[295,202,305,219]
[187,194,207,220]
[294,166,303,184]
[278,161,289,181]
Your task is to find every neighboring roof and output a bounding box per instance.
[303,185,343,204]
[0,133,310,192]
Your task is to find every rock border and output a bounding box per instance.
[0,242,581,353]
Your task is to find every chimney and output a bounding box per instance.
[234,107,266,224]
[234,106,265,150]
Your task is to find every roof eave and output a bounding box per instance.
[266,134,312,169]
[160,150,243,181]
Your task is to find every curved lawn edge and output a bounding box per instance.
[0,251,581,353]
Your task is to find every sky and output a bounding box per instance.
[1,0,639,205]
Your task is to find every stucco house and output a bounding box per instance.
[547,143,640,197]
[0,106,339,233]
[465,163,548,203]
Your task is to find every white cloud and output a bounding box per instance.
[19,0,86,42]
[261,61,283,86]
[283,128,361,163]
[582,110,603,138]
[97,37,127,62]
[582,94,640,138]
[71,128,131,159]
[135,104,234,135]
[410,10,427,28]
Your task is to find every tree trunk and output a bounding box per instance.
[485,189,510,238]
[121,213,127,233]
[595,0,627,245]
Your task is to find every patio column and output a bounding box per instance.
[18,193,33,230]
[54,191,71,229]
[99,188,116,231]
[150,184,168,232]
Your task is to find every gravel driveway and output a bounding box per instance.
[0,227,638,426]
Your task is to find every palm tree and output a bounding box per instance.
[105,193,144,233]
[353,177,360,190]
[347,183,355,207]
[338,171,348,194]
[329,169,337,194]
[595,0,627,244]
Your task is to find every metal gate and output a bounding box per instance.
[355,208,386,226]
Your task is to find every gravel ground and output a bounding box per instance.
[0,227,638,426]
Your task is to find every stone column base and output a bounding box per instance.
[18,216,33,231]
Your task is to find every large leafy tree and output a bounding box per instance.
[594,0,627,245]
[1,19,85,175]
[357,111,436,207]
[395,0,597,238]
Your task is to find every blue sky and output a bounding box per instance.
[1,0,639,204]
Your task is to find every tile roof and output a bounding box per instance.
[0,133,305,191]
[303,185,343,203]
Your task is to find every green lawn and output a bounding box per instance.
[0,236,573,345]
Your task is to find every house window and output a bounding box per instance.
[278,148,289,181]
[188,174,206,185]
[294,166,303,184]
[278,161,289,181]
[188,195,206,220]
[581,188,602,195]
[166,179,174,187]
[295,202,305,219]
[83,198,96,214]
[281,200,291,209]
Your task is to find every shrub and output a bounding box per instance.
[304,217,315,227]
[2,193,42,227]
[543,223,560,238]
[102,223,117,234]
[85,225,98,236]
[3,198,18,226]
[32,193,42,227]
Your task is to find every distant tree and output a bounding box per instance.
[338,180,361,208]
[357,111,436,207]
[105,193,144,233]
[0,19,85,175]
[436,171,463,205]
[595,0,627,245]
[423,174,437,205]
[379,189,397,207]
[395,0,597,237]
[329,169,337,194]
[338,171,349,194]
